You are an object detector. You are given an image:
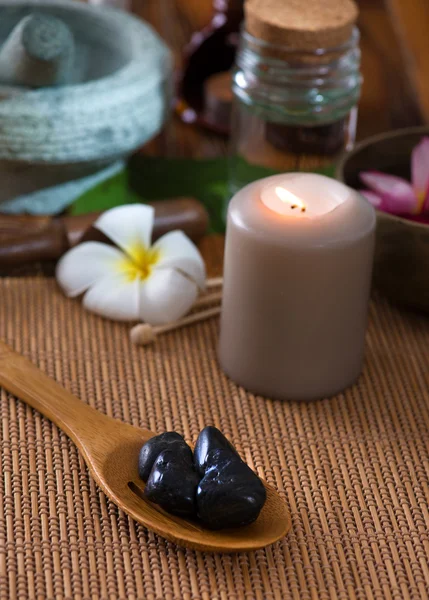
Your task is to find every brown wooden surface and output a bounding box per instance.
[4,0,429,276]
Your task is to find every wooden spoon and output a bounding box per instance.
[0,341,291,553]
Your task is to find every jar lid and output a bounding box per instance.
[245,0,358,56]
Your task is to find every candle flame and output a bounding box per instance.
[275,187,306,212]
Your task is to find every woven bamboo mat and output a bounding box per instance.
[1,275,429,600]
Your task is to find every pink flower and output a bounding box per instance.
[359,137,429,216]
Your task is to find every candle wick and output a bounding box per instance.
[301,207,306,213]
[291,205,297,209]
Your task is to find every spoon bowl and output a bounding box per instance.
[0,341,291,552]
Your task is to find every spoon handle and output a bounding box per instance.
[0,340,110,444]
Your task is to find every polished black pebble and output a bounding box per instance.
[144,449,200,517]
[196,449,267,529]
[194,426,239,476]
[138,432,192,482]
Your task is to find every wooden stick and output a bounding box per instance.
[193,291,222,309]
[206,277,223,288]
[130,306,221,346]
[0,198,210,268]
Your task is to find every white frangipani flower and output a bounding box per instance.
[56,204,206,325]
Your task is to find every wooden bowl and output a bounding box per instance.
[336,127,429,312]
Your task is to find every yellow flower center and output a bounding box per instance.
[118,242,161,282]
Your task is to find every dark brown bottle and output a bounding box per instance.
[177,0,244,134]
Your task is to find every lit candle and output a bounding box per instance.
[218,173,376,401]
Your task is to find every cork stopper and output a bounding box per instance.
[245,0,358,57]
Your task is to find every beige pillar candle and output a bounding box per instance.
[218,173,376,401]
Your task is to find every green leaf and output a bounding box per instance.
[129,155,230,233]
[69,155,338,234]
[70,170,141,215]
[71,156,233,233]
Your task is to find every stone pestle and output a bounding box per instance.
[0,13,75,88]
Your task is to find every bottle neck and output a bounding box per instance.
[233,27,362,125]
[213,0,244,18]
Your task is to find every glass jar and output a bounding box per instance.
[229,28,362,195]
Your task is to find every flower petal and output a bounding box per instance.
[94,204,155,261]
[412,137,429,211]
[153,230,206,289]
[359,171,417,214]
[139,267,198,326]
[83,273,141,321]
[56,242,124,297]
[359,190,384,209]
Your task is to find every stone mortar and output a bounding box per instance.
[0,0,173,212]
